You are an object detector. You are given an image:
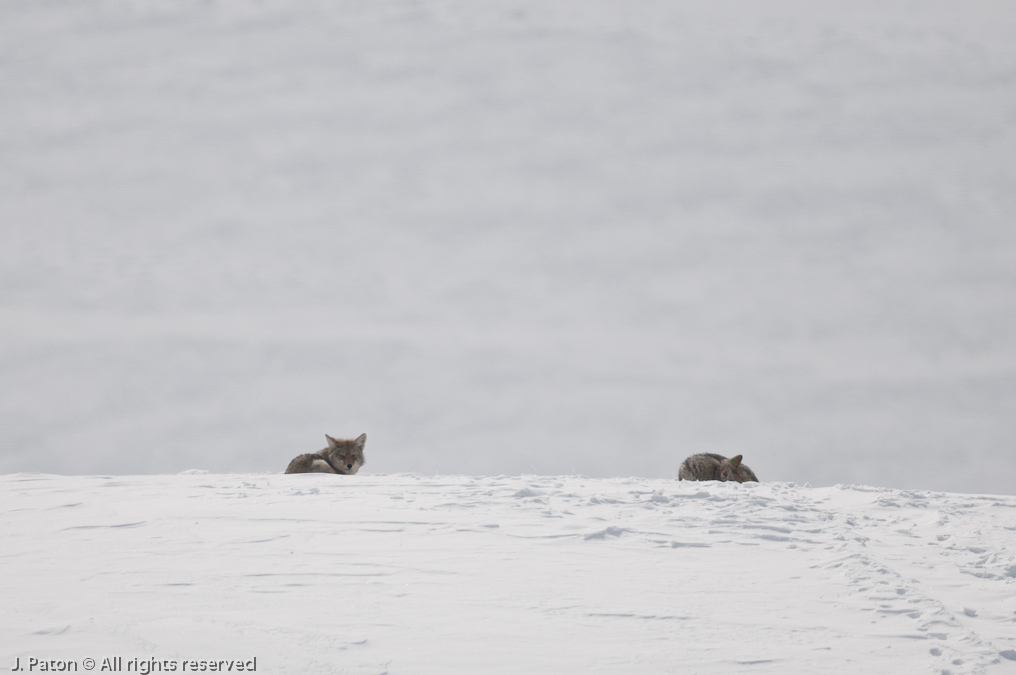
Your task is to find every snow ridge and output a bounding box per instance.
[2,473,1015,674]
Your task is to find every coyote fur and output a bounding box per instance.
[679,453,758,482]
[285,433,366,474]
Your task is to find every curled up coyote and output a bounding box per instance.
[286,434,366,474]
[678,453,758,483]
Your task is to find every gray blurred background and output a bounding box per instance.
[2,0,1014,494]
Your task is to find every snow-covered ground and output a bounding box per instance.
[3,473,1015,674]
[2,4,1015,490]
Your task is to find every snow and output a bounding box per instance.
[3,473,1015,674]
[2,1,1016,494]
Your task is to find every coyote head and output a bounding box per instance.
[324,433,366,475]
[718,455,744,482]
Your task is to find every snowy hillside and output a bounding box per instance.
[2,1,1015,494]
[3,473,1015,674]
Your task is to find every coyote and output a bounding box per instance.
[678,453,758,482]
[285,434,366,474]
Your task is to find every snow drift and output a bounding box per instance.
[3,473,1015,674]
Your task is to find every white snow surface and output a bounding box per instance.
[2,1,1016,492]
[3,473,1016,674]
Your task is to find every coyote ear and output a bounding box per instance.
[730,455,743,467]
[353,433,367,450]
[325,435,339,448]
